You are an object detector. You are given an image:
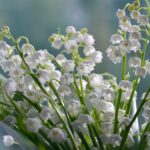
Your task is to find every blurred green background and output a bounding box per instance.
[0,0,149,99]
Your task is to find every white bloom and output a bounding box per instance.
[38,69,50,84]
[100,134,122,146]
[83,45,96,56]
[138,15,149,26]
[4,79,17,94]
[62,60,75,72]
[48,128,66,143]
[101,111,115,122]
[58,85,72,97]
[0,41,12,58]
[26,109,39,118]
[110,34,123,44]
[65,40,78,53]
[81,33,95,45]
[129,25,141,33]
[66,26,76,34]
[49,70,62,80]
[142,103,150,122]
[9,68,24,78]
[128,57,141,68]
[49,34,62,49]
[60,73,73,85]
[44,61,56,73]
[78,114,93,124]
[130,39,141,52]
[121,90,132,102]
[126,134,135,148]
[97,100,114,113]
[120,40,132,53]
[3,135,14,147]
[119,16,132,32]
[66,100,81,117]
[26,118,42,133]
[21,43,34,55]
[76,62,95,75]
[119,80,132,90]
[116,9,125,18]
[129,32,141,41]
[2,60,15,72]
[76,79,87,91]
[106,45,122,64]
[11,55,22,66]
[89,51,103,63]
[101,122,113,134]
[145,61,150,75]
[71,31,82,42]
[55,54,67,66]
[130,10,140,19]
[40,107,51,121]
[135,67,147,78]
[101,88,115,101]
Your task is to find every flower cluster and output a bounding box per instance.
[0,0,150,150]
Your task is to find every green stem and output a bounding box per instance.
[138,123,150,150]
[114,89,122,133]
[120,87,150,150]
[49,81,72,130]
[122,54,126,80]
[125,77,140,116]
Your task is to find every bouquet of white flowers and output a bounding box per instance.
[0,0,150,149]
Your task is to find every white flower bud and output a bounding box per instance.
[129,32,141,41]
[129,25,141,33]
[3,135,14,147]
[0,41,12,58]
[101,122,113,134]
[66,26,76,34]
[135,67,147,78]
[55,54,67,66]
[26,118,42,133]
[81,33,95,46]
[128,57,141,68]
[119,80,132,90]
[120,40,132,53]
[49,34,62,49]
[48,128,66,143]
[100,134,122,146]
[58,85,72,97]
[110,34,123,44]
[40,107,51,121]
[106,45,122,64]
[89,51,103,63]
[83,45,96,56]
[65,40,78,53]
[138,15,149,26]
[4,79,17,94]
[116,9,125,18]
[62,60,75,72]
[66,100,81,117]
[78,114,93,124]
[21,43,34,55]
[76,62,95,75]
[130,39,141,52]
[11,55,22,67]
[130,10,140,19]
[60,73,73,85]
[145,61,150,75]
